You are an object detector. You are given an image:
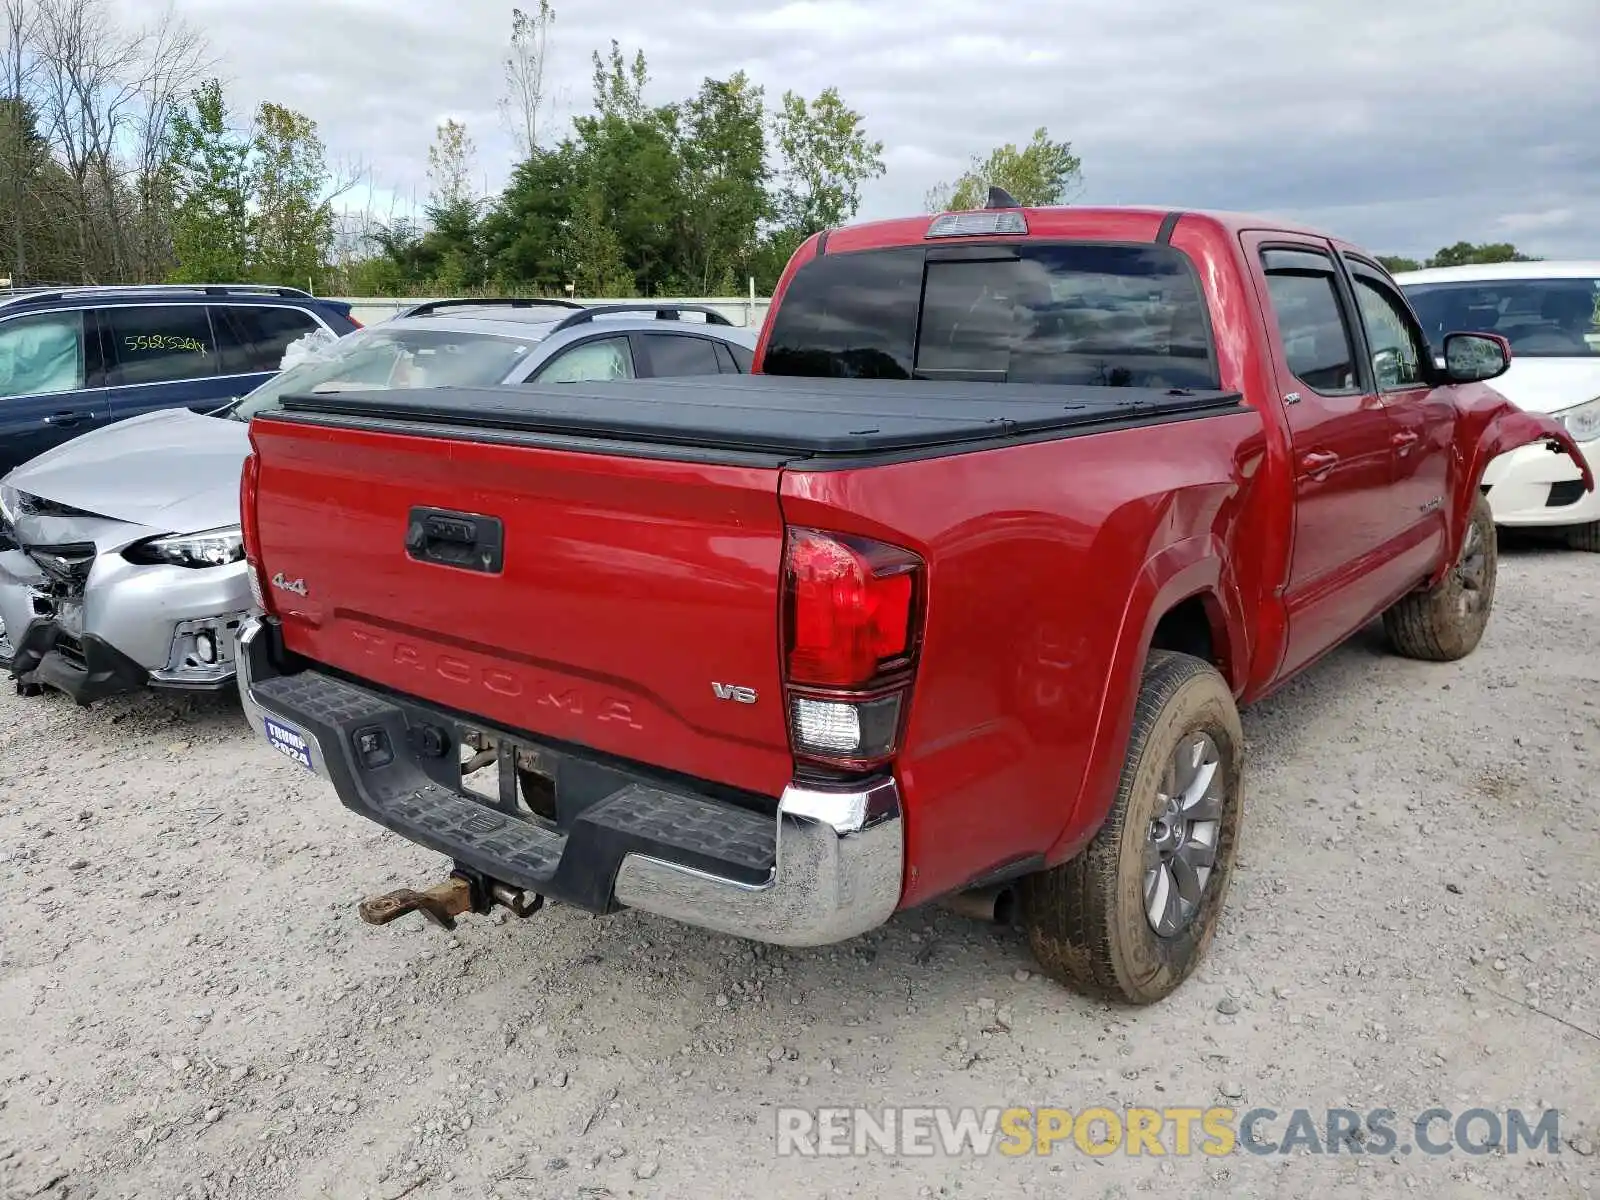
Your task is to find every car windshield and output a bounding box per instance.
[228,326,538,420]
[1402,277,1600,358]
[761,242,1220,389]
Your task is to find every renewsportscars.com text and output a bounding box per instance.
[775,1106,1564,1158]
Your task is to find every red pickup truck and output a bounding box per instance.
[233,201,1591,1005]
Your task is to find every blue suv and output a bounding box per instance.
[0,284,360,477]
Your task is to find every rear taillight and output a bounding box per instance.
[240,452,269,612]
[782,528,923,770]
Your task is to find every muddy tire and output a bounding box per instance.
[1567,521,1600,552]
[1019,651,1244,1006]
[1383,493,1497,662]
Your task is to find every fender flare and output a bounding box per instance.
[1440,401,1593,583]
[1043,534,1247,865]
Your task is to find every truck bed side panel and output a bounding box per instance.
[781,407,1269,907]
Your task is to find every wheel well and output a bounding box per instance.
[1149,594,1229,682]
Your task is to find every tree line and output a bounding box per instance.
[0,0,1536,299]
[0,0,1087,297]
[1376,242,1540,275]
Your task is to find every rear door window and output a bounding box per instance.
[641,333,721,377]
[763,243,1218,388]
[1260,262,1361,395]
[534,336,636,383]
[100,305,219,385]
[218,305,322,373]
[0,311,87,398]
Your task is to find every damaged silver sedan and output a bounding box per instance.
[0,415,254,703]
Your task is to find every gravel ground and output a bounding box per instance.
[1,540,1597,1200]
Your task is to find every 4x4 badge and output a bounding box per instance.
[272,572,309,597]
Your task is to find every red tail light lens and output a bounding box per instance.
[239,452,269,612]
[784,529,921,687]
[782,528,924,770]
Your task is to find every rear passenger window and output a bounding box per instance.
[1261,255,1359,393]
[0,311,87,398]
[219,306,321,373]
[644,334,721,377]
[101,306,218,385]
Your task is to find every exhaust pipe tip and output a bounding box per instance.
[938,884,1017,926]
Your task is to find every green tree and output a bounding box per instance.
[559,183,633,296]
[770,86,884,236]
[499,1,554,158]
[564,42,685,293]
[925,127,1081,211]
[249,100,334,287]
[678,72,768,294]
[482,141,581,291]
[421,118,484,289]
[1426,241,1538,268]
[1376,255,1422,274]
[166,78,252,283]
[0,97,51,282]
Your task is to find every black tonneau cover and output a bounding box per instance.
[277,375,1245,459]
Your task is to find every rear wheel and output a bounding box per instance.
[1383,493,1497,661]
[1568,521,1600,552]
[1019,651,1244,1005]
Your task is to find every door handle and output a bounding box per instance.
[1391,430,1419,454]
[1299,450,1340,480]
[43,411,83,428]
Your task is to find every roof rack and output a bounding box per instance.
[399,297,586,319]
[547,303,734,335]
[0,282,316,309]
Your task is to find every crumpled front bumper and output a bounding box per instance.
[234,615,906,947]
[1480,433,1600,527]
[0,546,253,703]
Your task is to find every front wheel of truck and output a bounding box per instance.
[1383,492,1498,661]
[1019,650,1244,1006]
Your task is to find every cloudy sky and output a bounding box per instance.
[128,0,1599,259]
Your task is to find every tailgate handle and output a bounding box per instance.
[406,507,505,574]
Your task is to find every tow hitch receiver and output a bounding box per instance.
[358,873,544,931]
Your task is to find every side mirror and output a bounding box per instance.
[1442,332,1511,383]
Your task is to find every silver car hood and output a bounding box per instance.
[5,407,248,534]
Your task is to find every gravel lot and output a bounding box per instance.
[2,539,1597,1200]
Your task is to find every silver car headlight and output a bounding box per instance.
[1556,396,1600,443]
[124,525,245,569]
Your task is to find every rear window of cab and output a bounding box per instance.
[762,242,1220,390]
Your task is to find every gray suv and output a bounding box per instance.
[0,300,760,704]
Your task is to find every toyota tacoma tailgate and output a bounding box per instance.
[246,410,795,798]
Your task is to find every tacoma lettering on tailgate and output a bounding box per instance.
[346,628,644,730]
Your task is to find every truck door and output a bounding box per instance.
[1244,237,1407,675]
[1338,252,1455,581]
